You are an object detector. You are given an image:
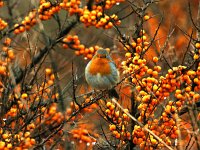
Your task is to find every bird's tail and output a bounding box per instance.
[108,88,119,99]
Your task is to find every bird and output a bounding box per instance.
[85,49,120,99]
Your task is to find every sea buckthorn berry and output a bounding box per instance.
[110,104,115,111]
[109,124,116,131]
[45,68,52,75]
[195,42,200,49]
[0,18,7,30]
[115,132,121,139]
[115,111,120,118]
[106,102,112,108]
[125,52,132,58]
[2,133,9,139]
[151,138,158,145]
[144,15,150,21]
[194,54,199,60]
[0,141,6,149]
[21,93,28,99]
[147,69,153,74]
[131,42,137,48]
[153,57,158,63]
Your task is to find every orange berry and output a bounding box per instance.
[115,111,120,118]
[24,132,30,138]
[45,68,52,75]
[66,108,72,115]
[123,113,128,120]
[21,93,28,99]
[142,35,147,41]
[50,74,55,80]
[105,109,111,115]
[7,143,12,149]
[2,133,8,139]
[19,26,25,32]
[176,101,182,107]
[151,138,157,145]
[2,46,8,51]
[185,86,191,92]
[0,66,6,75]
[195,42,200,49]
[153,57,158,63]
[193,54,199,60]
[131,42,136,48]
[137,138,144,144]
[137,38,142,43]
[152,71,158,77]
[132,78,137,84]
[115,132,121,139]
[109,124,116,131]
[4,38,11,45]
[8,50,15,59]
[144,15,150,21]
[75,51,80,55]
[147,69,153,74]
[170,133,177,139]
[144,41,149,46]
[136,46,142,53]
[63,44,68,48]
[142,95,151,102]
[125,52,132,58]
[86,54,93,59]
[30,138,36,145]
[110,104,115,111]
[47,79,53,86]
[0,141,5,149]
[107,22,113,28]
[106,102,112,108]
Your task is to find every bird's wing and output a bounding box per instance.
[106,61,119,84]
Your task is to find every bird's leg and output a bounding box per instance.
[92,89,99,98]
[98,90,109,101]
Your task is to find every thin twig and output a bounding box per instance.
[111,98,174,150]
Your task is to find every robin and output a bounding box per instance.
[85,49,120,98]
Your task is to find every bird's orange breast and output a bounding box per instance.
[89,58,111,75]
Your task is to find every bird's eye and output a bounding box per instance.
[97,54,106,58]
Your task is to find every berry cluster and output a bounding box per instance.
[69,126,98,148]
[66,97,98,121]
[194,41,200,60]
[105,102,131,140]
[133,123,172,149]
[14,10,37,34]
[60,0,82,16]
[62,35,80,49]
[0,129,36,150]
[76,46,103,60]
[80,6,121,28]
[2,38,15,62]
[132,125,146,148]
[0,38,14,76]
[38,1,60,20]
[95,0,124,9]
[160,102,179,139]
[60,0,123,29]
[123,30,149,55]
[62,35,109,59]
[121,27,200,149]
[0,65,65,149]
